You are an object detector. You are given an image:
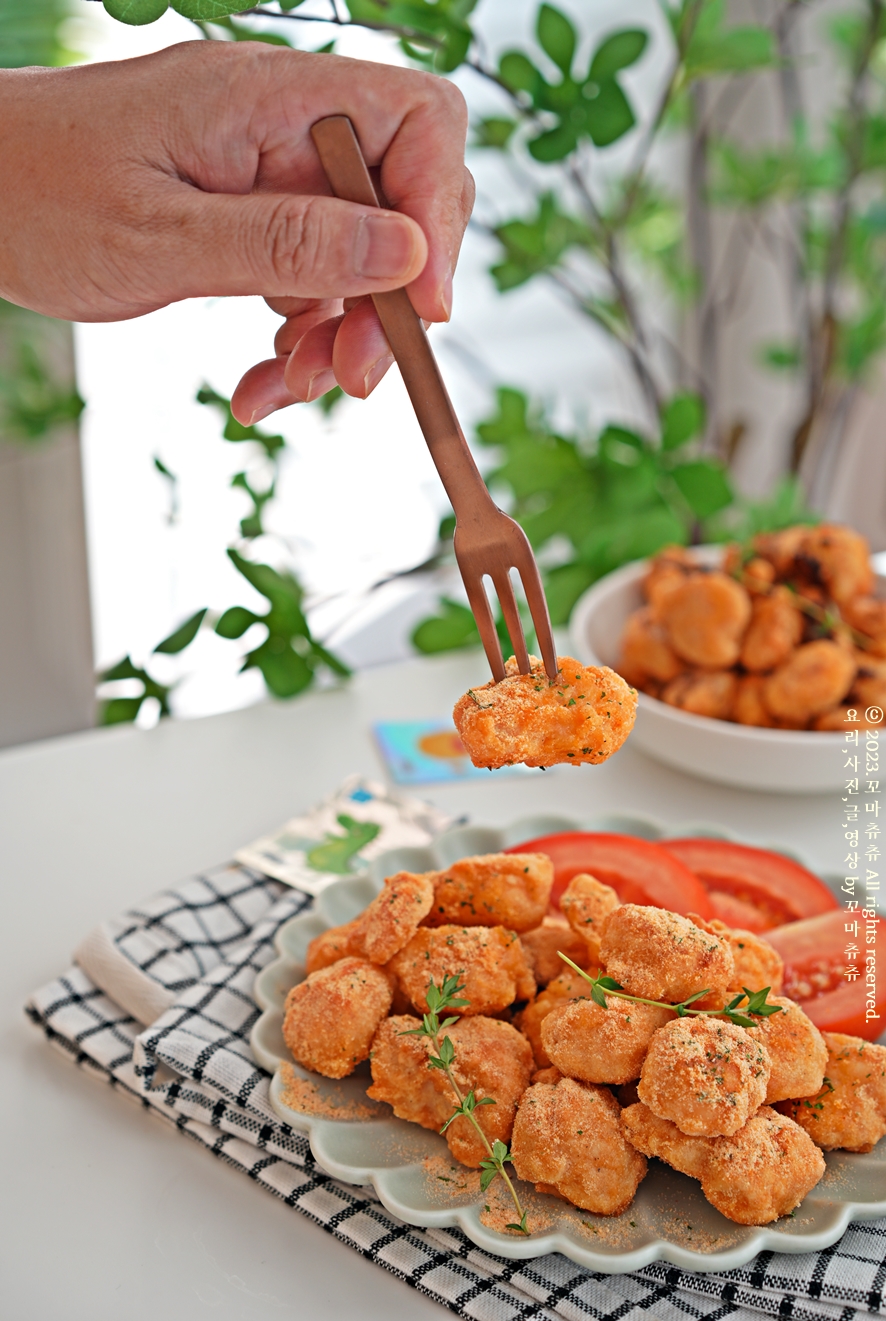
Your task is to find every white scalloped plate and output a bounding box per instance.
[251,815,886,1273]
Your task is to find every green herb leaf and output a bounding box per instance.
[153,608,207,655]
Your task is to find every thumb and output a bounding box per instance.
[157,190,428,301]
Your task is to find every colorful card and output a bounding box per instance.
[373,720,534,785]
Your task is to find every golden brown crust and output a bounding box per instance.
[620,607,685,684]
[516,971,593,1068]
[452,655,636,770]
[777,1032,886,1151]
[351,871,435,964]
[282,957,393,1079]
[423,853,553,933]
[637,1017,770,1137]
[519,915,592,987]
[600,904,734,1004]
[541,996,673,1085]
[798,523,873,604]
[763,640,856,724]
[661,670,737,720]
[739,587,803,673]
[559,872,620,966]
[387,925,536,1017]
[733,674,778,728]
[744,996,827,1104]
[511,1077,647,1214]
[305,918,363,975]
[688,916,784,995]
[663,573,752,668]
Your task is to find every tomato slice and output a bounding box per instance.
[767,909,885,1040]
[505,832,714,918]
[658,838,839,932]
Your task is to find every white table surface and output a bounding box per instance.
[0,650,846,1319]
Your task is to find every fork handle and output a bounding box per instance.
[310,116,497,529]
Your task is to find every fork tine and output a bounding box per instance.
[492,569,531,675]
[461,570,506,682]
[515,553,559,682]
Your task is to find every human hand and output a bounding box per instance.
[0,42,474,422]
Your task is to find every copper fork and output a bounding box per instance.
[311,115,558,683]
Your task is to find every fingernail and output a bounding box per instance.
[355,214,417,279]
[304,369,338,403]
[362,353,394,397]
[247,405,274,426]
[441,269,453,320]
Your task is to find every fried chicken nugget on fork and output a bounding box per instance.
[622,1102,825,1225]
[453,655,636,769]
[367,1015,533,1167]
[282,957,393,1079]
[638,1016,770,1137]
[600,904,734,1004]
[511,1076,647,1214]
[423,852,553,932]
[387,925,536,1017]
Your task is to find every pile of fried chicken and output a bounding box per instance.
[619,523,886,729]
[280,853,886,1226]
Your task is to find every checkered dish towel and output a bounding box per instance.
[25,792,886,1321]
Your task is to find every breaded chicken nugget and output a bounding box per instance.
[638,1017,770,1136]
[733,675,777,728]
[541,996,673,1085]
[663,573,752,669]
[688,915,784,995]
[305,918,362,974]
[619,607,685,685]
[367,1015,533,1168]
[516,970,593,1068]
[661,670,737,720]
[423,852,552,932]
[600,904,734,1004]
[747,997,827,1105]
[350,871,434,964]
[387,926,536,1017]
[739,587,803,674]
[452,655,636,770]
[622,1102,825,1225]
[778,1032,886,1152]
[798,523,873,604]
[520,915,592,987]
[560,873,620,966]
[763,640,856,724]
[511,1076,646,1214]
[282,957,393,1079]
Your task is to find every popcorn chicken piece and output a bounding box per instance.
[622,1102,825,1225]
[367,1015,533,1168]
[739,587,803,673]
[798,523,873,604]
[559,872,620,966]
[638,1017,770,1137]
[305,918,363,974]
[423,852,552,933]
[452,655,636,770]
[688,915,784,995]
[747,997,827,1105]
[541,996,673,1085]
[661,670,737,720]
[282,957,393,1079]
[350,871,435,964]
[519,915,592,986]
[733,675,778,728]
[763,640,856,724]
[778,1032,886,1152]
[619,607,685,685]
[511,1076,646,1214]
[516,970,593,1068]
[643,546,697,619]
[600,904,734,1004]
[387,925,535,1017]
[663,573,752,668]
[752,526,807,578]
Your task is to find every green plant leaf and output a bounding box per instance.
[528,121,579,162]
[100,655,144,683]
[215,606,259,640]
[100,696,145,725]
[473,117,517,149]
[588,28,647,81]
[171,0,254,18]
[244,641,314,698]
[670,460,733,518]
[760,343,802,370]
[153,607,207,655]
[537,3,576,76]
[499,50,543,95]
[103,0,168,23]
[542,561,597,625]
[661,393,705,449]
[412,598,477,653]
[585,79,635,147]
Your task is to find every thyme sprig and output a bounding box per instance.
[557,953,784,1028]
[400,974,528,1234]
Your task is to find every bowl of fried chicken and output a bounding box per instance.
[569,524,886,792]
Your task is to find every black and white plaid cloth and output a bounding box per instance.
[26,861,886,1321]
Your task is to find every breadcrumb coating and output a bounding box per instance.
[600,904,734,1004]
[687,915,784,996]
[452,655,636,770]
[387,925,536,1017]
[305,918,363,975]
[664,572,752,668]
[351,871,435,964]
[511,1077,647,1214]
[423,852,553,932]
[367,1015,533,1168]
[516,970,594,1068]
[519,915,592,987]
[559,873,620,966]
[622,1102,825,1224]
[747,997,828,1105]
[282,957,393,1079]
[638,1017,770,1137]
[778,1032,886,1152]
[541,995,673,1085]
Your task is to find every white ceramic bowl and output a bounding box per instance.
[568,547,879,794]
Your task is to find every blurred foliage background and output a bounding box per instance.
[10,0,886,715]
